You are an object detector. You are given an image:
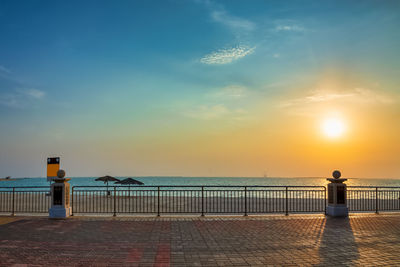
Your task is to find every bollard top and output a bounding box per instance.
[327,170,347,183]
[332,170,341,179]
[57,169,66,178]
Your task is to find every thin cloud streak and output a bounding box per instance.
[275,25,305,32]
[206,85,247,99]
[184,104,248,121]
[197,0,255,32]
[211,10,255,31]
[0,94,18,108]
[0,65,11,74]
[184,104,230,120]
[0,88,45,108]
[200,45,255,65]
[281,88,396,108]
[23,88,45,99]
[184,84,250,121]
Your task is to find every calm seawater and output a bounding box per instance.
[1,177,400,188]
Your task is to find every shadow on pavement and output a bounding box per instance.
[317,217,359,266]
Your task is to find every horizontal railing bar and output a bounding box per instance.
[0,191,50,193]
[0,189,50,192]
[0,186,50,189]
[348,186,400,189]
[73,189,200,191]
[72,185,326,189]
[13,191,50,193]
[287,190,325,192]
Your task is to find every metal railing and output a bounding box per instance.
[347,186,400,212]
[1,185,399,216]
[0,187,51,215]
[71,186,326,216]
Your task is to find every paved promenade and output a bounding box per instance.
[0,213,399,266]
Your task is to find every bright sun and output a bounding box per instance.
[322,118,345,138]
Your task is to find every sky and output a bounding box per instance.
[0,0,400,178]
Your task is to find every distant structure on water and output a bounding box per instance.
[0,176,12,181]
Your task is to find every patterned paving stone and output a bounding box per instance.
[0,214,399,266]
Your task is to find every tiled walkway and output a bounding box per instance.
[0,214,399,266]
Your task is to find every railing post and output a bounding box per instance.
[113,186,116,217]
[285,187,288,216]
[201,186,204,216]
[157,186,160,217]
[12,187,15,216]
[244,186,248,216]
[324,187,327,215]
[71,187,74,216]
[375,187,379,214]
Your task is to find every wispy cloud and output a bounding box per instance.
[197,1,256,65]
[272,19,306,33]
[281,88,396,108]
[207,85,247,99]
[183,84,251,121]
[275,24,304,32]
[211,10,255,32]
[0,65,11,74]
[23,88,45,99]
[0,88,46,108]
[352,88,395,104]
[184,104,248,121]
[197,0,255,32]
[200,45,255,65]
[0,94,18,108]
[185,104,230,120]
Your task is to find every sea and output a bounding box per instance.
[1,176,400,188]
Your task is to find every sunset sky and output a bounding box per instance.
[0,0,399,178]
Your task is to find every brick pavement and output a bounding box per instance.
[0,214,399,266]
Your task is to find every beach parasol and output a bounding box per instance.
[115,178,144,186]
[95,175,120,195]
[115,178,144,196]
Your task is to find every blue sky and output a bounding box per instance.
[1,0,400,177]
